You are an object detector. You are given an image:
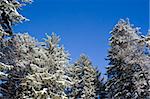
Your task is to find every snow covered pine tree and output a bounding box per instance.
[0,32,73,98]
[0,33,39,98]
[106,19,150,99]
[68,55,105,99]
[0,0,32,38]
[0,0,32,98]
[1,0,149,99]
[15,33,72,99]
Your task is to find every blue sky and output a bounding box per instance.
[14,0,149,76]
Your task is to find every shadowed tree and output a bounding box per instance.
[0,33,38,98]
[68,55,105,99]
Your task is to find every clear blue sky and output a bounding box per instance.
[14,0,149,76]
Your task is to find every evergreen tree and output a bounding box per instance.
[15,33,72,99]
[106,19,150,98]
[68,55,105,99]
[0,0,32,38]
[0,0,33,97]
[0,62,13,96]
[0,33,39,98]
[1,0,149,98]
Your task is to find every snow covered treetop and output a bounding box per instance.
[0,0,32,37]
[0,0,32,22]
[76,54,92,67]
[110,19,140,39]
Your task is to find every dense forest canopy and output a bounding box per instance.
[0,0,149,99]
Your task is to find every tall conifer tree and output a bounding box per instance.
[68,55,105,99]
[15,33,72,99]
[106,19,150,98]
